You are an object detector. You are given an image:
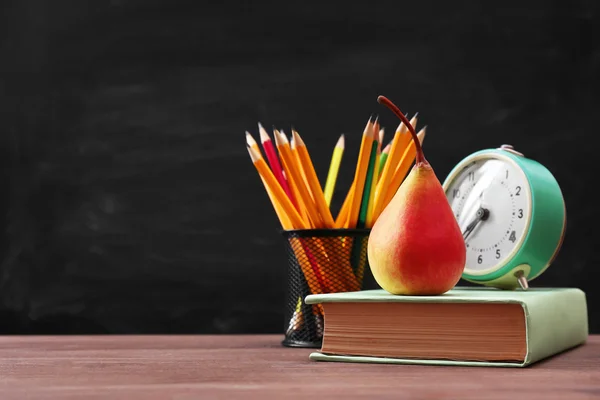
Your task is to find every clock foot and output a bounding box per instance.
[515,270,528,290]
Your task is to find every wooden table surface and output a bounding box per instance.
[0,334,598,400]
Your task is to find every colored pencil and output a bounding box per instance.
[274,130,324,228]
[371,113,418,220]
[381,127,427,209]
[347,118,375,229]
[246,146,307,229]
[292,130,335,228]
[334,180,354,228]
[289,132,315,204]
[245,132,293,229]
[359,119,379,228]
[366,126,382,228]
[258,123,294,203]
[324,134,345,207]
[378,142,391,177]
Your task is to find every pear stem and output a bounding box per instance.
[377,95,428,166]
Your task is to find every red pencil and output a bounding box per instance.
[258,122,295,204]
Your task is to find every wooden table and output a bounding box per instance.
[0,335,598,399]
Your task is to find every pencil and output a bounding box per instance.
[290,132,315,204]
[371,113,418,220]
[249,144,332,295]
[283,158,312,227]
[381,127,427,209]
[245,132,292,229]
[323,134,344,207]
[258,123,294,203]
[347,118,374,229]
[334,180,353,228]
[365,124,382,228]
[245,131,262,158]
[247,146,307,229]
[359,119,379,228]
[274,130,324,228]
[378,128,385,150]
[378,142,391,178]
[293,130,335,228]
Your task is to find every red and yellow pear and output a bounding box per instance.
[367,95,466,295]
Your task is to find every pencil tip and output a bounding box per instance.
[292,130,305,146]
[246,145,258,162]
[336,134,345,148]
[246,130,257,144]
[259,125,270,143]
[274,129,288,145]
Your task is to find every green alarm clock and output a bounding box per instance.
[442,144,566,290]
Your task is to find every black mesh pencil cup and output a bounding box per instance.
[280,228,371,348]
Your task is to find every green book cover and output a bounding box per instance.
[306,287,588,368]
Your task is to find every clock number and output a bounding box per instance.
[518,209,523,218]
[505,170,509,179]
[453,189,460,198]
[496,249,501,259]
[468,172,474,181]
[477,255,482,264]
[509,231,516,243]
[515,186,521,196]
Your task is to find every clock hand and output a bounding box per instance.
[462,207,490,240]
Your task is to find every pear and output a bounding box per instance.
[367,96,466,295]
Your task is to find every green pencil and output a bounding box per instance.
[378,142,391,176]
[358,136,379,228]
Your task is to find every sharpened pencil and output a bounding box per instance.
[247,146,307,229]
[347,118,375,229]
[246,133,293,229]
[274,130,324,228]
[359,118,379,228]
[324,134,344,207]
[380,127,427,210]
[292,130,335,228]
[378,142,391,178]
[258,123,294,203]
[371,113,418,220]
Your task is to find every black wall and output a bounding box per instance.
[1,0,598,334]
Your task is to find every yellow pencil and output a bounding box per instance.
[334,180,353,228]
[366,123,382,228]
[371,113,418,220]
[378,142,391,179]
[292,130,335,228]
[347,118,374,229]
[245,132,292,229]
[246,146,307,229]
[245,131,262,158]
[274,130,324,228]
[323,134,345,207]
[381,127,427,209]
[290,132,315,204]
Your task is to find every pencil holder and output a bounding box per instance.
[280,228,371,348]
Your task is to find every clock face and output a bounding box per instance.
[445,155,531,273]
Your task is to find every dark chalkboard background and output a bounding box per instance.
[1,0,599,335]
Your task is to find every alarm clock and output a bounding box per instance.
[442,144,566,290]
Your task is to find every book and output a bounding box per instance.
[305,287,588,368]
